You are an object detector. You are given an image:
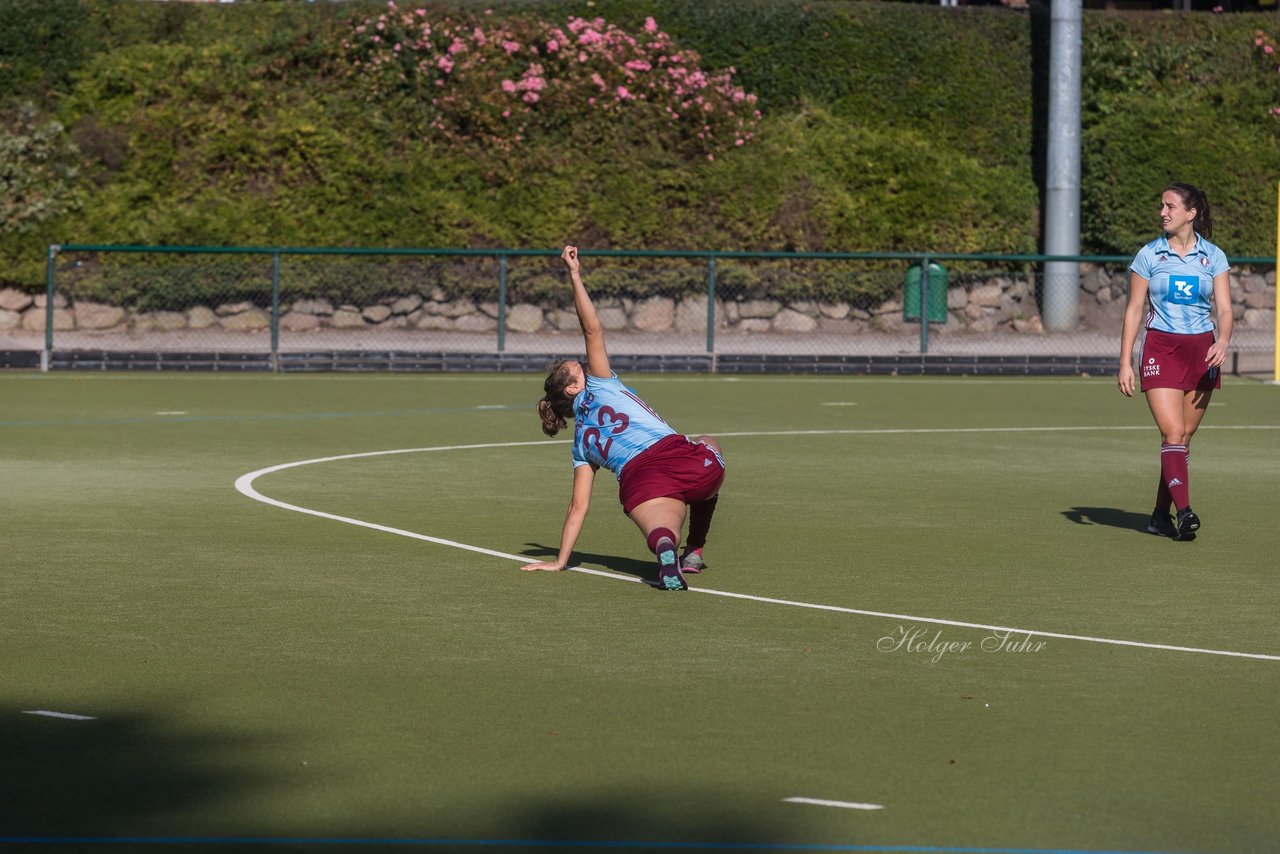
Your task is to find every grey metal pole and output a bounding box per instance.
[1043,0,1082,332]
[497,254,508,353]
[919,255,931,355]
[705,255,717,355]
[270,251,281,372]
[43,244,58,372]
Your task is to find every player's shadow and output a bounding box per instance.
[1062,506,1152,533]
[521,543,661,587]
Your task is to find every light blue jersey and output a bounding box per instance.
[571,373,676,479]
[1130,233,1229,335]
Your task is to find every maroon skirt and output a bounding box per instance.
[618,434,725,515]
[1140,329,1220,392]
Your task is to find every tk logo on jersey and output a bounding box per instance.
[1166,275,1200,305]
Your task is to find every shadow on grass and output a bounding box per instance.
[0,706,272,838]
[1062,506,1152,533]
[1,720,811,850]
[521,543,660,587]
[498,790,811,852]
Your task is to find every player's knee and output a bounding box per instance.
[1162,429,1189,446]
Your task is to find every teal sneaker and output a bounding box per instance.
[655,539,687,591]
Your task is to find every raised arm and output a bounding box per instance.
[562,245,611,379]
[521,463,597,572]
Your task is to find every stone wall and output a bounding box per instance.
[2,268,1273,337]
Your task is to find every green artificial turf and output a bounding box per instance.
[1,372,1277,853]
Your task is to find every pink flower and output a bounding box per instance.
[437,56,454,73]
[414,8,425,16]
[1258,38,1265,46]
[502,109,511,118]
[578,52,588,63]
[735,139,744,146]
[1268,45,1276,54]
[644,17,658,33]
[472,27,486,45]
[546,39,559,52]
[590,72,606,90]
[502,40,521,54]
[522,91,540,104]
[449,37,466,55]
[706,153,715,161]
[616,86,632,100]
[502,79,517,93]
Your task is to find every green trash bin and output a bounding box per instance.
[903,261,948,323]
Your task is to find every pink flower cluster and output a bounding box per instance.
[341,3,761,160]
[1254,30,1280,117]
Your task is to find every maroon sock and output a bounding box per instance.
[1154,472,1172,515]
[1157,449,1190,513]
[1160,443,1190,511]
[685,496,719,550]
[646,527,678,556]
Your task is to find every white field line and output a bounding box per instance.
[23,710,96,721]
[783,797,884,811]
[234,427,1280,664]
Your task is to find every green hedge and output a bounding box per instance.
[1081,12,1280,258]
[1,0,1277,299]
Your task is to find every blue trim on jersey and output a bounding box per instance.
[1129,233,1229,335]
[571,373,676,479]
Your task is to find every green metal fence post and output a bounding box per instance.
[43,244,58,372]
[706,254,717,366]
[270,251,282,372]
[919,253,931,355]
[498,254,508,353]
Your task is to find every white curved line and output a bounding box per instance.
[234,430,1280,663]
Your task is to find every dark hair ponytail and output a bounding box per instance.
[1164,182,1213,239]
[537,360,577,437]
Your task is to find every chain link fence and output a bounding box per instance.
[1,245,1273,375]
